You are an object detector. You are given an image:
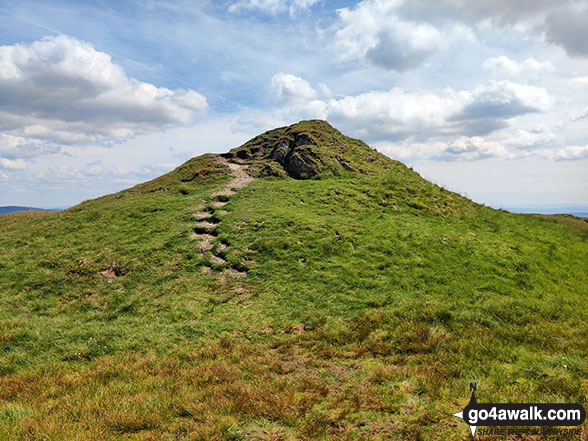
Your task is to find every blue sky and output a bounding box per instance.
[1,0,587,209]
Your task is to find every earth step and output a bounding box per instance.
[201,266,213,275]
[194,220,218,230]
[210,255,226,265]
[213,188,236,197]
[192,211,213,219]
[219,267,247,283]
[211,200,228,208]
[188,233,216,252]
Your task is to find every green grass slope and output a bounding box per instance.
[1,121,587,440]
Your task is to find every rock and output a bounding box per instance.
[294,133,313,147]
[270,141,289,163]
[268,134,321,179]
[259,161,287,178]
[283,147,319,179]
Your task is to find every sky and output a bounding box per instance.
[0,0,587,210]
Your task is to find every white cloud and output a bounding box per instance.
[445,136,512,160]
[33,161,179,184]
[239,74,555,159]
[474,81,552,111]
[0,133,60,159]
[366,21,445,70]
[483,56,553,77]
[374,136,514,162]
[333,0,588,71]
[228,0,319,14]
[572,76,588,86]
[317,82,333,98]
[373,125,565,162]
[269,73,318,101]
[549,145,588,161]
[374,139,445,160]
[455,80,552,122]
[373,136,516,162]
[232,99,328,134]
[333,0,472,71]
[326,87,465,139]
[324,80,550,140]
[507,128,559,149]
[0,157,26,170]
[0,35,208,158]
[571,106,588,121]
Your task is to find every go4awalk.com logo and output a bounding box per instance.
[452,384,586,437]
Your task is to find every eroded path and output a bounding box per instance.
[188,156,253,282]
[212,159,254,197]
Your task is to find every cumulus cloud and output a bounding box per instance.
[333,0,468,71]
[325,87,465,140]
[445,136,512,160]
[507,128,559,149]
[542,8,588,57]
[483,56,553,77]
[0,157,26,170]
[366,22,444,71]
[372,128,575,162]
[372,136,516,161]
[228,0,319,14]
[335,0,588,65]
[240,74,555,160]
[0,133,60,159]
[377,138,500,161]
[571,107,588,121]
[397,0,565,25]
[34,160,179,186]
[453,80,551,125]
[549,145,588,161]
[0,35,208,159]
[415,0,588,59]
[270,73,318,101]
[326,80,550,141]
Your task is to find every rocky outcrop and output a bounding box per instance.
[270,134,322,179]
[219,120,387,180]
[271,142,289,164]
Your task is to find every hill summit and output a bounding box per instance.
[0,120,587,441]
[221,119,392,179]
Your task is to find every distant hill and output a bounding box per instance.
[0,120,586,440]
[503,204,588,218]
[0,206,61,215]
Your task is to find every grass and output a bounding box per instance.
[1,121,587,440]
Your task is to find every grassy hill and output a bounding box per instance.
[1,120,587,440]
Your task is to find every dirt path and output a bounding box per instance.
[212,157,254,197]
[188,155,254,282]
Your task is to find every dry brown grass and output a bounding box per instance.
[0,335,450,440]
